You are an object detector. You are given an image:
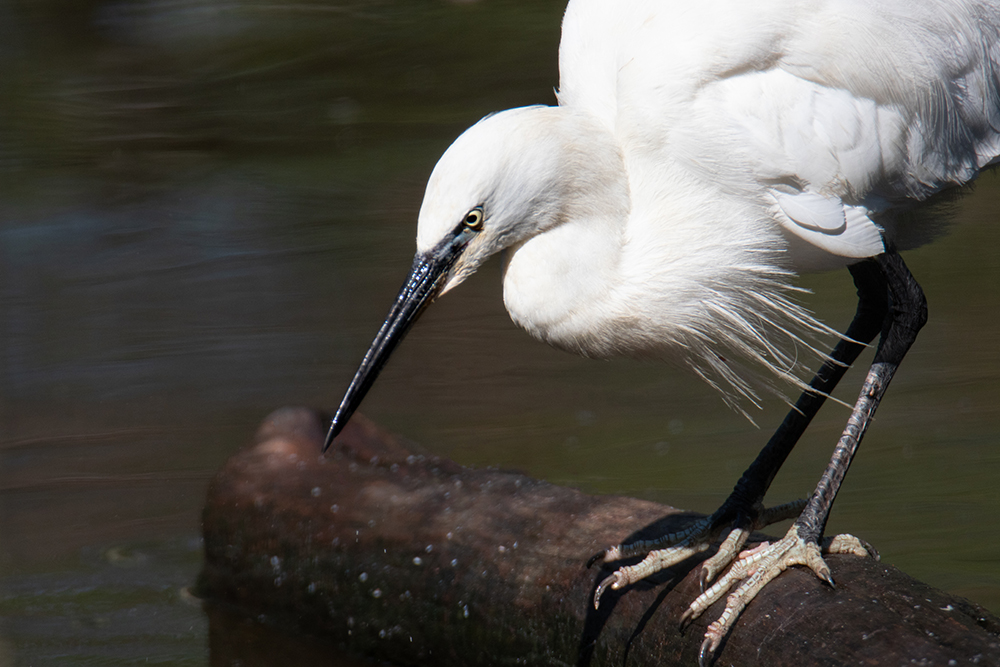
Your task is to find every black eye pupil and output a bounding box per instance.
[465,209,483,229]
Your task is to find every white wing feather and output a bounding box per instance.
[553,0,1000,406]
[562,0,1000,240]
[772,190,885,258]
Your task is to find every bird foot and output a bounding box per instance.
[591,499,805,609]
[680,524,878,666]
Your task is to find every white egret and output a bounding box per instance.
[324,0,1000,662]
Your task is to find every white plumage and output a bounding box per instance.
[327,1,1000,659]
[416,0,1000,411]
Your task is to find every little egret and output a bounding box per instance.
[325,0,1000,662]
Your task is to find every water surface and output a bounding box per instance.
[2,1,999,665]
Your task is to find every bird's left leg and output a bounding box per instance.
[685,250,927,665]
[591,258,889,604]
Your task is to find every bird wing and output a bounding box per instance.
[770,0,1000,201]
[560,0,1000,258]
[771,190,885,258]
[714,71,903,258]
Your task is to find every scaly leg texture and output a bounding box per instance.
[593,251,926,665]
[690,251,924,665]
[592,259,889,602]
[682,530,877,664]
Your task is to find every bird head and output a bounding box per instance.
[323,106,573,449]
[416,105,574,294]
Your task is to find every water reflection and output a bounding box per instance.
[1,0,999,665]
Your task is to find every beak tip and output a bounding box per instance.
[323,246,456,455]
[321,421,340,453]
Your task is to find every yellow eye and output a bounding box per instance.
[463,207,484,231]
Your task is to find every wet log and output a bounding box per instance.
[198,406,1000,666]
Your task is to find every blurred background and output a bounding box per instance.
[1,0,998,664]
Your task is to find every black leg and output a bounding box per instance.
[712,257,890,535]
[590,255,899,604]
[796,250,927,541]
[682,249,927,666]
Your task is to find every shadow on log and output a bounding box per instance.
[198,407,1000,666]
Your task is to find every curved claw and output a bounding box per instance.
[678,605,696,632]
[815,561,836,589]
[593,571,622,609]
[682,525,880,664]
[590,499,807,612]
[698,525,752,590]
[698,635,720,667]
[586,549,607,569]
[699,566,711,593]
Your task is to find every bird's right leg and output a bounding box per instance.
[591,259,889,606]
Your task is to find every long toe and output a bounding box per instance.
[686,524,878,665]
[698,499,805,589]
[593,514,716,566]
[594,537,714,608]
[593,499,805,608]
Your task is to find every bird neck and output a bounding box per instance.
[501,109,631,356]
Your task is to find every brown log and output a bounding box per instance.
[198,407,1000,666]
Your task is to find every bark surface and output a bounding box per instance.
[199,406,1000,666]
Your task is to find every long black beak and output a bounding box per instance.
[323,232,468,451]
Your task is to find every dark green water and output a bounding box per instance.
[1,1,998,665]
